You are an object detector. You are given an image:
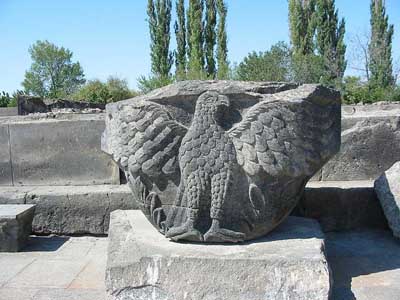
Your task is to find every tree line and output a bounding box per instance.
[0,40,137,107]
[138,0,229,92]
[1,0,397,107]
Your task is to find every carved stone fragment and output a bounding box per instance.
[102,80,341,242]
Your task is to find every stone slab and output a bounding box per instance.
[295,181,387,232]
[106,210,331,300]
[0,124,12,186]
[0,186,35,204]
[6,114,119,185]
[0,204,35,252]
[374,161,400,238]
[0,185,136,235]
[319,109,400,181]
[0,107,18,117]
[24,185,137,235]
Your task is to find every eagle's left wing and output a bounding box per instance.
[228,84,341,179]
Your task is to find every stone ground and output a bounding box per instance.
[0,230,399,300]
[326,229,400,300]
[0,236,107,300]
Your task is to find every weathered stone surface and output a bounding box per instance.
[0,186,33,204]
[106,210,331,300]
[0,204,35,252]
[2,114,119,185]
[374,161,400,238]
[23,185,137,235]
[319,104,400,181]
[295,181,387,232]
[17,95,105,115]
[0,124,12,186]
[103,80,341,242]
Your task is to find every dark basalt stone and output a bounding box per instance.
[102,80,341,242]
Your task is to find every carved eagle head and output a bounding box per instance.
[195,91,230,122]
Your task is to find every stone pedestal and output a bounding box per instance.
[0,204,36,252]
[106,210,331,300]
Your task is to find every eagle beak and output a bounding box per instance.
[218,95,230,108]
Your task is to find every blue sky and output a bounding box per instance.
[1,0,399,93]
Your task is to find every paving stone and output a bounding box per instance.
[0,204,36,252]
[5,258,88,288]
[326,229,400,300]
[0,256,35,286]
[68,259,106,290]
[106,210,331,300]
[0,287,38,300]
[32,288,105,300]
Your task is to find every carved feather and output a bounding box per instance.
[228,85,341,179]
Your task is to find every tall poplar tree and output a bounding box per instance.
[216,0,228,79]
[175,0,186,80]
[147,0,173,79]
[187,0,205,79]
[288,0,326,84]
[369,0,395,88]
[205,0,217,78]
[288,0,316,55]
[315,0,347,85]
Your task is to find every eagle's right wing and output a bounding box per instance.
[102,100,188,190]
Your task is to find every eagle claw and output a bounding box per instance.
[166,224,204,242]
[204,227,245,243]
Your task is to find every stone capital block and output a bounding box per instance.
[103,81,341,242]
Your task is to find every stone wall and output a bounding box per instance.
[1,103,399,186]
[0,107,18,117]
[0,103,398,235]
[0,114,119,186]
[312,103,400,181]
[17,95,105,115]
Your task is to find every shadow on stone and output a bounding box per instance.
[22,235,69,252]
[326,230,400,300]
[175,216,324,247]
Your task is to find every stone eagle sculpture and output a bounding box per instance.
[102,81,341,243]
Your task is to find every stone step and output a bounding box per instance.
[295,180,387,232]
[0,204,36,252]
[0,185,137,235]
[0,181,388,236]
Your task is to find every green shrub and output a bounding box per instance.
[137,75,173,94]
[73,77,137,104]
[0,91,11,107]
[342,76,400,104]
